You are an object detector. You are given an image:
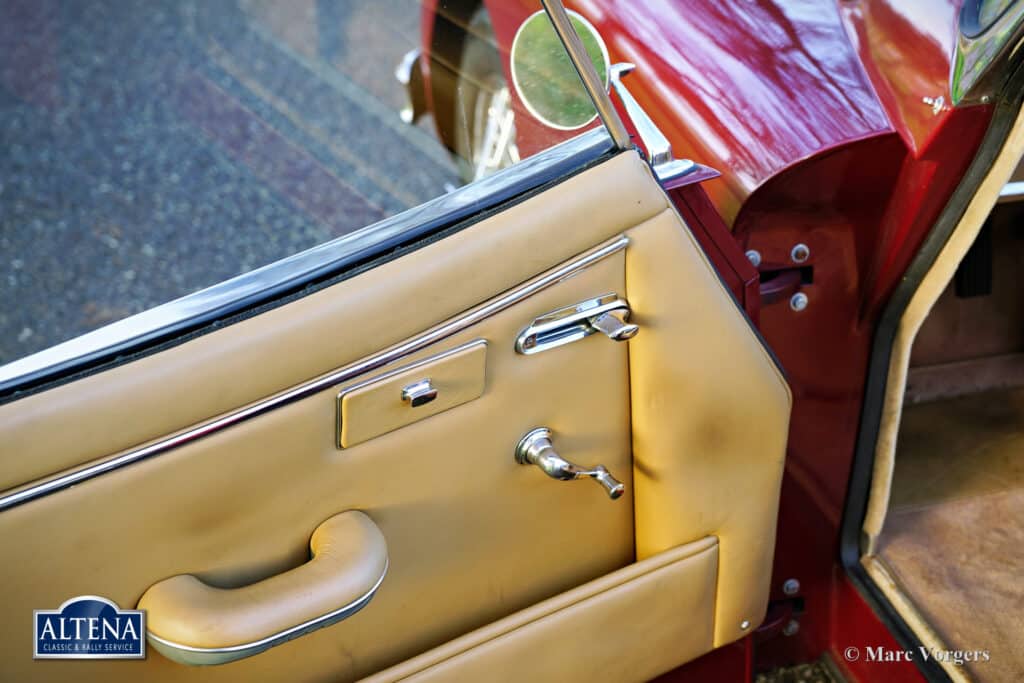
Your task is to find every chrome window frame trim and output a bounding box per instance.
[0,128,614,397]
[952,0,1024,104]
[0,235,629,512]
[147,560,388,666]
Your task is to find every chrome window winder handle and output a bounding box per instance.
[515,428,625,500]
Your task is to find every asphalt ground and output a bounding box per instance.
[0,0,459,365]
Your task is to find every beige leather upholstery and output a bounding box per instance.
[0,150,790,682]
[0,153,666,493]
[626,209,791,645]
[0,239,636,682]
[365,537,718,683]
[140,511,388,657]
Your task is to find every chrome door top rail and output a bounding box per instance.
[0,236,629,512]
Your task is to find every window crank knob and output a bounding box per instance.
[589,465,626,499]
[514,427,625,500]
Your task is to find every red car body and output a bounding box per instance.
[411,1,998,680]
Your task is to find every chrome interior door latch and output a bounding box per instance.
[515,294,638,355]
[515,427,625,499]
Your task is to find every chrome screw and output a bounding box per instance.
[782,619,800,637]
[922,95,946,115]
[782,578,800,596]
[790,243,810,263]
[740,620,751,630]
[790,292,808,312]
[745,250,762,268]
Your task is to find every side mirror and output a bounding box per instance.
[510,9,610,130]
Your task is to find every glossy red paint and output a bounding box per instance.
[840,0,963,154]
[418,0,437,107]
[415,1,999,680]
[740,103,987,676]
[570,0,894,224]
[830,573,926,683]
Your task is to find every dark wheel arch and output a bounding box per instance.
[427,0,486,153]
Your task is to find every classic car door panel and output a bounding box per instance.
[0,151,790,681]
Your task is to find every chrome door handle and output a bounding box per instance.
[515,427,625,500]
[515,294,639,355]
[587,309,639,341]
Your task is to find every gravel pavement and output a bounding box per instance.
[0,0,459,365]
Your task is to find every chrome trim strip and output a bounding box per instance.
[540,0,632,151]
[998,179,1024,202]
[609,63,672,166]
[607,62,698,182]
[395,48,425,124]
[655,158,697,182]
[0,236,628,512]
[0,128,614,396]
[147,560,388,666]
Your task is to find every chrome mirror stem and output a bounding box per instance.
[609,63,696,182]
[539,0,632,151]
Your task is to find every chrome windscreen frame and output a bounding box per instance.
[0,128,614,397]
[952,0,1024,104]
